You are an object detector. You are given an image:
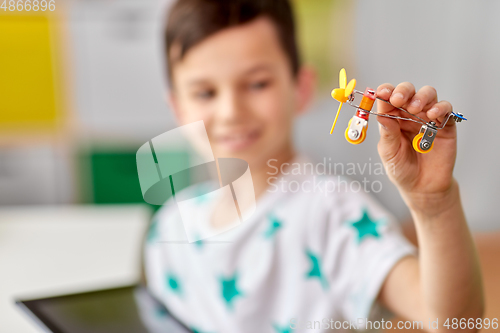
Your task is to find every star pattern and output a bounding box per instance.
[194,238,204,249]
[166,273,182,295]
[146,218,159,243]
[305,249,328,289]
[191,327,215,333]
[149,195,393,329]
[155,305,168,318]
[264,214,283,239]
[193,183,214,205]
[347,208,383,243]
[273,323,291,333]
[191,233,204,250]
[220,272,243,309]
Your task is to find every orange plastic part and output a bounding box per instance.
[359,96,375,111]
[412,133,434,153]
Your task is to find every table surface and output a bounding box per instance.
[0,205,151,333]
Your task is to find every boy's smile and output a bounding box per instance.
[213,127,262,153]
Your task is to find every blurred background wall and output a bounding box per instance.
[1,0,498,231]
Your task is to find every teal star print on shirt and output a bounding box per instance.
[193,182,215,205]
[347,208,383,243]
[166,273,182,295]
[220,272,243,309]
[146,218,159,243]
[191,327,215,333]
[273,323,291,333]
[194,238,204,249]
[305,249,328,289]
[155,306,168,318]
[264,214,283,239]
[191,233,204,250]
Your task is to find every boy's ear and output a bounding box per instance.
[295,65,316,115]
[166,90,182,123]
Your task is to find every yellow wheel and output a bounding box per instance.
[412,133,434,153]
[345,119,367,145]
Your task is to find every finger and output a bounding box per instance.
[389,82,415,108]
[376,83,395,114]
[376,83,395,100]
[407,85,438,115]
[377,112,402,161]
[426,100,454,126]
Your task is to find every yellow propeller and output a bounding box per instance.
[330,68,356,134]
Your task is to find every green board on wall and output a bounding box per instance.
[82,148,190,211]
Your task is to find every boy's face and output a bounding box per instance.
[169,17,313,168]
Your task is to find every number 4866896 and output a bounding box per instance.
[443,318,498,330]
[1,0,56,11]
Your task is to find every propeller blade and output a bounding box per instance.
[339,68,346,89]
[345,79,356,97]
[331,88,347,103]
[330,102,343,134]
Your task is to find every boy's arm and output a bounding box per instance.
[374,83,484,332]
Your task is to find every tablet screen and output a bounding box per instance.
[16,285,191,333]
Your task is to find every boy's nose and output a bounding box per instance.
[216,90,246,122]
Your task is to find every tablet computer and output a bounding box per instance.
[15,285,192,333]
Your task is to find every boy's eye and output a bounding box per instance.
[194,89,216,100]
[249,80,270,90]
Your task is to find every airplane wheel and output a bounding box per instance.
[345,119,367,145]
[412,133,434,153]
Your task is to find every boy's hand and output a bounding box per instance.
[375,84,484,327]
[375,83,458,216]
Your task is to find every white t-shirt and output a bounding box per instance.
[144,156,416,333]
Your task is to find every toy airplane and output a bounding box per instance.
[330,68,467,153]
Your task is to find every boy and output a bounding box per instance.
[144,0,484,332]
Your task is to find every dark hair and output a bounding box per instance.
[165,0,300,83]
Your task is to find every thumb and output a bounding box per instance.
[377,114,401,161]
